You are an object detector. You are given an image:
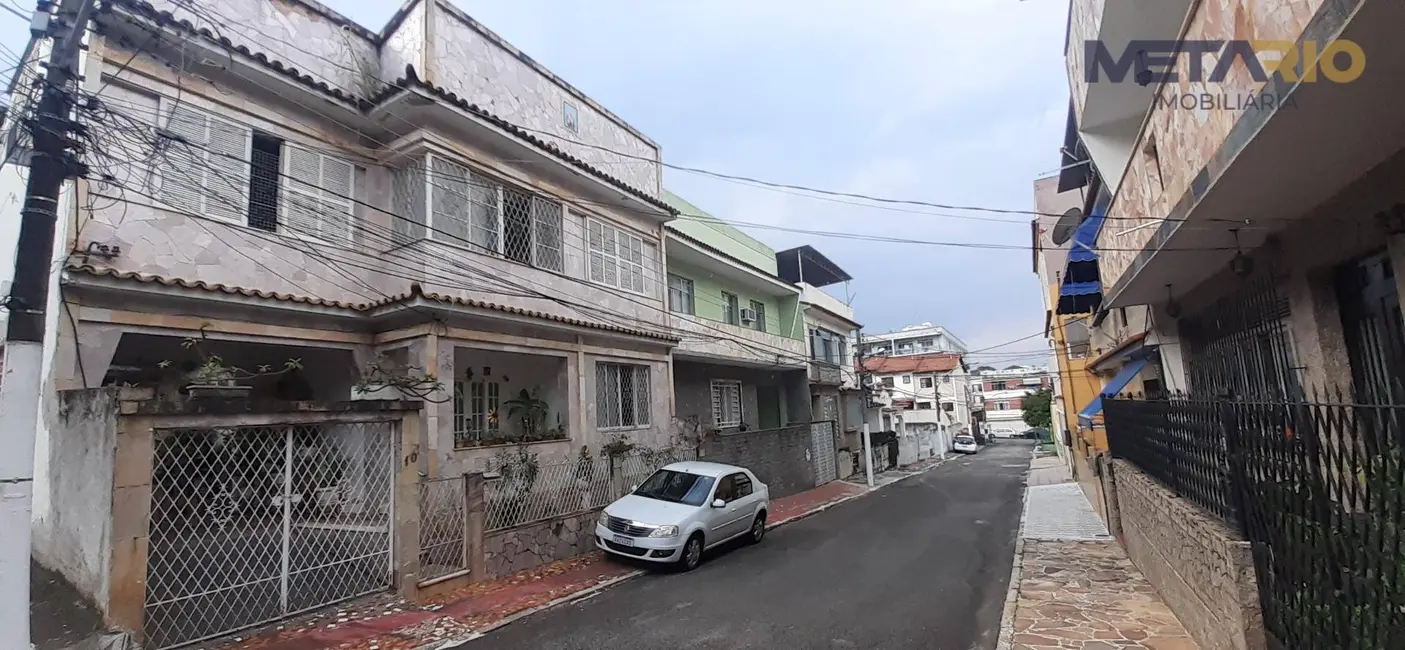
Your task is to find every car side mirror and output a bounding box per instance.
[711,498,726,508]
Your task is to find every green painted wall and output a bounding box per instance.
[668,259,802,341]
[663,190,778,274]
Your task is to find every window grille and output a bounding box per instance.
[711,380,743,427]
[596,362,651,428]
[588,218,649,294]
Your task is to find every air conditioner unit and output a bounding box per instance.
[739,308,758,323]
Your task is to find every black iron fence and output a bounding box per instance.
[1105,391,1405,650]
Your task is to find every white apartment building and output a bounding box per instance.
[860,322,969,358]
[972,365,1052,437]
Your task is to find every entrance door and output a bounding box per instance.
[1337,251,1405,403]
[144,422,396,648]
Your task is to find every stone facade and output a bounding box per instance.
[1078,0,1328,289]
[482,509,599,580]
[1110,460,1266,650]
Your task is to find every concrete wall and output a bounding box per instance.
[698,425,816,498]
[430,2,660,195]
[674,362,806,432]
[667,258,790,338]
[481,509,597,580]
[32,387,120,614]
[1110,460,1266,650]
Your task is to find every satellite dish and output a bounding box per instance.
[1050,208,1083,245]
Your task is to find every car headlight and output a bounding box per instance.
[598,511,610,527]
[649,524,680,538]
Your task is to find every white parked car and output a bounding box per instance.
[953,434,979,454]
[596,461,769,571]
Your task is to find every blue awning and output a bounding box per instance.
[1056,192,1108,315]
[1077,356,1152,427]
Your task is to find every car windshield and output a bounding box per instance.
[633,470,716,506]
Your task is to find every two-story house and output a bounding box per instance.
[663,192,810,433]
[774,246,862,449]
[21,0,685,643]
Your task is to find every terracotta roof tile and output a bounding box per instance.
[66,264,679,342]
[862,354,962,374]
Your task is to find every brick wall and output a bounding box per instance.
[1110,460,1266,650]
[699,424,815,498]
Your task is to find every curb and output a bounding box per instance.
[995,446,1039,650]
[425,569,646,649]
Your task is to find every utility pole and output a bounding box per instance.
[0,0,95,645]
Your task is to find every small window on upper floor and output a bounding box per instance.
[588,217,653,295]
[1143,134,1164,194]
[563,101,580,133]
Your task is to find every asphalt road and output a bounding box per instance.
[460,440,1033,650]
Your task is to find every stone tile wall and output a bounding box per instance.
[482,509,600,580]
[1110,460,1266,650]
[700,424,818,498]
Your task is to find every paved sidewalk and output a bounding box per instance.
[209,476,889,650]
[1012,541,1197,650]
[1000,453,1198,650]
[1023,483,1111,541]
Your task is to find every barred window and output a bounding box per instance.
[393,153,564,272]
[711,380,742,427]
[159,103,250,224]
[596,362,650,428]
[588,218,649,294]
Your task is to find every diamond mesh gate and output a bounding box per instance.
[144,422,397,649]
[810,420,837,486]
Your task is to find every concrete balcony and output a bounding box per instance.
[670,313,807,369]
[808,360,843,386]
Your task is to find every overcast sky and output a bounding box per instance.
[0,0,1069,364]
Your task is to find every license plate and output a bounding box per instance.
[612,535,634,547]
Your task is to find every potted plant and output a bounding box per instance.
[161,330,303,399]
[504,388,551,438]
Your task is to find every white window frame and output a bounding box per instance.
[402,152,564,272]
[920,377,933,388]
[711,380,743,428]
[453,379,501,447]
[157,100,252,225]
[996,401,1011,411]
[667,274,694,314]
[587,217,650,295]
[596,362,651,429]
[279,143,356,245]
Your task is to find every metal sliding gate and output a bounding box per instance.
[144,422,397,649]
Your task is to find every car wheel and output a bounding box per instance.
[679,533,704,571]
[748,512,767,544]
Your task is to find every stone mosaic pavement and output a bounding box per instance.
[1011,540,1198,650]
[1023,483,1112,541]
